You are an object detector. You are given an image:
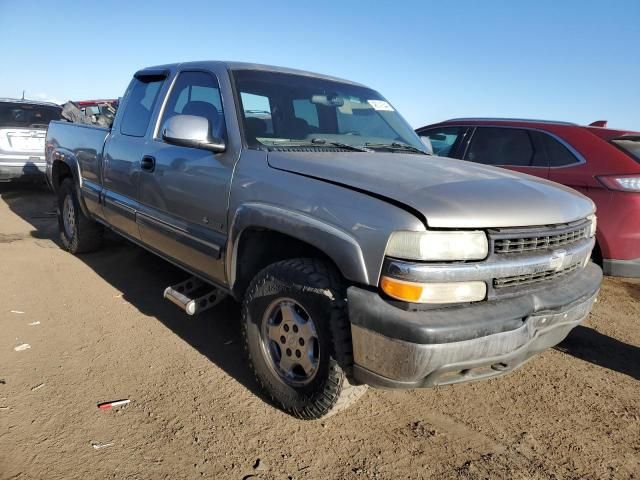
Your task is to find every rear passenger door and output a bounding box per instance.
[102,72,166,239]
[463,127,550,179]
[136,69,234,283]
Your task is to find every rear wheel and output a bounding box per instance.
[57,178,103,253]
[242,258,367,419]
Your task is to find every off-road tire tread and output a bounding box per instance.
[242,258,367,420]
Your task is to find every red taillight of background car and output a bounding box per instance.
[596,175,640,192]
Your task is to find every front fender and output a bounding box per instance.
[227,202,369,288]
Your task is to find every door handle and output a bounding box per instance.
[141,155,156,172]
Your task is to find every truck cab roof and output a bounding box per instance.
[136,60,367,87]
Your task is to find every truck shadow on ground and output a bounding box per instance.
[0,183,269,405]
[2,185,638,397]
[556,326,639,381]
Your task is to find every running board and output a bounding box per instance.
[163,277,226,316]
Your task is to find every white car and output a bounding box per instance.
[0,98,62,182]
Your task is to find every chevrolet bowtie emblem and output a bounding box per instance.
[549,249,567,271]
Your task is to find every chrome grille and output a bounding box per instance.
[493,224,588,254]
[494,262,581,289]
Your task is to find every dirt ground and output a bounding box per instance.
[0,184,638,480]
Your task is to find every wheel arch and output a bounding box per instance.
[50,153,91,217]
[227,203,369,298]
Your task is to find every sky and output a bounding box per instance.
[1,0,639,130]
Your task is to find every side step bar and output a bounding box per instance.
[163,277,227,316]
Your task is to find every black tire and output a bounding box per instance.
[242,258,367,420]
[57,178,103,253]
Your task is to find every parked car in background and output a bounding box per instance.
[417,118,640,277]
[0,98,62,182]
[46,62,601,419]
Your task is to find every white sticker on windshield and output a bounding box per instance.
[367,100,394,111]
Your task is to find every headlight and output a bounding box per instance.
[381,276,487,304]
[588,214,597,237]
[386,230,488,261]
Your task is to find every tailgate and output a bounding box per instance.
[0,128,46,156]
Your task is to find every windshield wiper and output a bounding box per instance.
[310,138,370,152]
[364,142,430,155]
[260,138,369,152]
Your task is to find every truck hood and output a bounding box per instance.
[267,152,594,228]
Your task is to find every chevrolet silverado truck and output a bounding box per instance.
[45,61,602,419]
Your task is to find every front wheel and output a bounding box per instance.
[242,258,367,419]
[57,178,103,253]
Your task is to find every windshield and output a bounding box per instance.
[233,70,426,152]
[612,136,640,164]
[0,102,62,129]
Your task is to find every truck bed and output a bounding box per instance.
[46,120,110,187]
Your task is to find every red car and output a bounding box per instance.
[416,118,640,277]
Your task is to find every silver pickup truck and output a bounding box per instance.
[46,61,602,419]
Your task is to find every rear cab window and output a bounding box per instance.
[120,77,164,137]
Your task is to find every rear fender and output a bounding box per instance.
[51,151,91,217]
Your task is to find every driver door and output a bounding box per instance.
[137,70,234,283]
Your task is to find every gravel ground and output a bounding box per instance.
[1,184,638,480]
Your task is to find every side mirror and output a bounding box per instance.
[420,136,434,155]
[162,114,226,153]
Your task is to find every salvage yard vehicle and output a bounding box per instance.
[76,99,118,118]
[76,99,118,126]
[46,61,602,419]
[417,118,640,277]
[0,98,62,182]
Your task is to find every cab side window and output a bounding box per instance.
[160,71,226,139]
[120,77,164,137]
[465,127,533,166]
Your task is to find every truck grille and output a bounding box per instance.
[493,223,589,254]
[494,262,581,289]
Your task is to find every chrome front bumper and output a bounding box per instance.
[348,263,602,389]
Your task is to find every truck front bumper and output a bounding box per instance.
[348,262,602,389]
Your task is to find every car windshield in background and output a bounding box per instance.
[612,136,640,164]
[0,103,62,129]
[233,70,427,153]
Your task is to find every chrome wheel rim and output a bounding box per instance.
[62,195,76,238]
[260,298,320,387]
